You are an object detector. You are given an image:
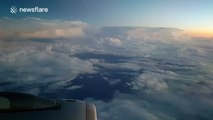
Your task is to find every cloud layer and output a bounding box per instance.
[128,27,190,42]
[0,18,213,120]
[0,17,87,40]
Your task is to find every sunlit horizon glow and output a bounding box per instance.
[0,0,213,39]
[186,29,213,38]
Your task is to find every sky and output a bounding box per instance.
[0,0,213,37]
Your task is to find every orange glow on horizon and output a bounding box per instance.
[186,29,213,38]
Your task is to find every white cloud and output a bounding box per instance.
[0,17,88,40]
[127,71,168,93]
[87,90,213,120]
[66,85,83,90]
[128,27,190,42]
[98,37,122,48]
[86,92,180,120]
[22,27,85,39]
[0,44,97,94]
[89,59,141,71]
[88,99,160,120]
[105,37,122,46]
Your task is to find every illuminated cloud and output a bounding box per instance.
[128,72,168,92]
[104,37,122,46]
[22,27,85,39]
[98,37,122,48]
[128,27,190,42]
[0,17,88,40]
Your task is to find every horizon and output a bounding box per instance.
[0,0,213,38]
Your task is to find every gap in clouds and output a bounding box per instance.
[0,17,213,120]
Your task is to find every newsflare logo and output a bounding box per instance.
[10,6,48,14]
[10,6,18,14]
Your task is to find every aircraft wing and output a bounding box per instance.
[0,92,97,120]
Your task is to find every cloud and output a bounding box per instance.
[86,92,183,120]
[22,27,85,39]
[0,17,88,40]
[87,94,161,120]
[127,27,190,42]
[89,60,141,71]
[127,71,168,93]
[66,85,83,90]
[108,79,121,85]
[0,24,213,120]
[0,44,97,94]
[87,91,213,120]
[101,37,122,47]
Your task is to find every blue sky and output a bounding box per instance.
[0,0,213,37]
